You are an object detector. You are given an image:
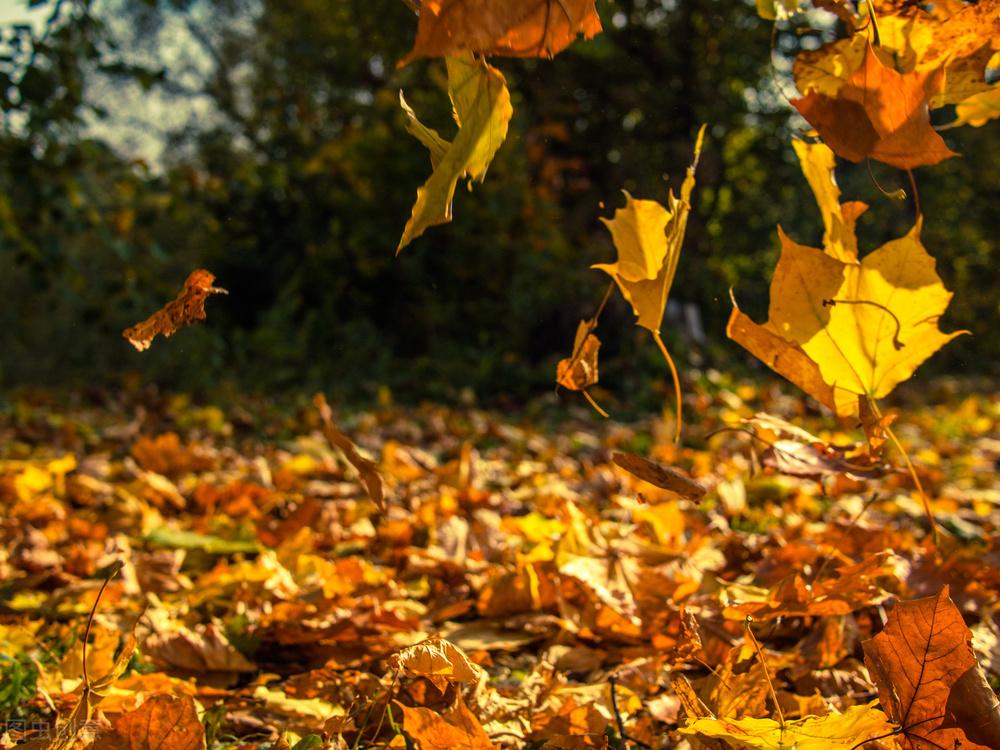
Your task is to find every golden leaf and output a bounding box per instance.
[592,125,706,334]
[680,702,896,750]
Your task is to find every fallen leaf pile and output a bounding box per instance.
[1,380,998,749]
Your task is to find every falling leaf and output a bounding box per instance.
[792,42,957,168]
[123,269,227,351]
[862,586,1000,749]
[790,140,867,263]
[556,320,608,417]
[91,694,206,750]
[401,0,601,64]
[593,125,706,335]
[556,321,601,392]
[398,54,512,252]
[874,0,999,107]
[314,393,385,512]
[944,85,1000,128]
[680,701,896,750]
[730,222,965,413]
[388,637,483,684]
[610,451,706,500]
[726,294,859,417]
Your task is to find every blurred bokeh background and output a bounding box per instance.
[1,0,995,402]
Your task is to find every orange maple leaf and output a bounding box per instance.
[862,586,1000,749]
[401,0,602,64]
[792,42,957,169]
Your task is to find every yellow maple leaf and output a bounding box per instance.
[791,140,868,263]
[767,223,966,403]
[680,702,897,750]
[592,125,706,441]
[728,140,966,416]
[593,124,705,335]
[398,54,512,252]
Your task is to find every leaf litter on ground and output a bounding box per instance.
[0,378,998,749]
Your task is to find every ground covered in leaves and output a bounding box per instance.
[1,378,998,749]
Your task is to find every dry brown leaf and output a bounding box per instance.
[91,694,206,750]
[398,696,494,750]
[123,269,227,351]
[862,586,1000,749]
[611,451,707,500]
[556,320,601,392]
[315,392,386,512]
[389,636,483,684]
[401,0,601,64]
[143,622,256,673]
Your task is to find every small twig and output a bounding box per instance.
[906,168,921,218]
[822,298,904,350]
[744,617,785,729]
[607,677,651,750]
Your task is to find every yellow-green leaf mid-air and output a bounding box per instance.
[397,54,512,253]
[593,124,706,441]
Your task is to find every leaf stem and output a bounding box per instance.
[81,561,123,687]
[865,159,906,202]
[822,298,904,350]
[400,0,420,16]
[870,398,939,545]
[651,330,683,444]
[582,389,610,418]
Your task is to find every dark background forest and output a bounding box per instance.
[1,0,996,403]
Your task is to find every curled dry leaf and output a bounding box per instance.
[556,320,601,392]
[314,392,385,512]
[862,586,1000,749]
[388,636,483,684]
[123,269,227,351]
[401,0,601,63]
[610,451,706,501]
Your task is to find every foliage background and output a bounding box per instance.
[0,0,995,401]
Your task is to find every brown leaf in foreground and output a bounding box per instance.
[123,269,227,351]
[91,694,206,750]
[314,392,385,512]
[401,0,601,64]
[398,696,494,750]
[862,586,1000,749]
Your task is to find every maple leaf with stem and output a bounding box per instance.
[593,124,706,443]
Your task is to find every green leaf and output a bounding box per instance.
[144,527,260,554]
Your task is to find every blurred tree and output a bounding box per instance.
[0,0,993,398]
